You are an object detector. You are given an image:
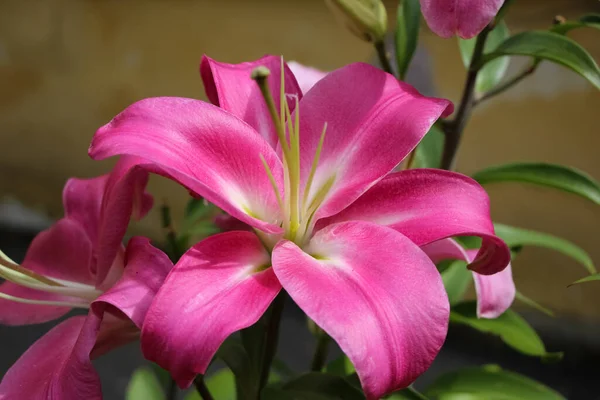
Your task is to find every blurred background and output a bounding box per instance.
[0,0,599,398]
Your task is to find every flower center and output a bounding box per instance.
[252,61,330,246]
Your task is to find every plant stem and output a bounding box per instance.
[257,293,286,396]
[310,329,331,372]
[473,62,539,107]
[375,40,393,75]
[194,376,214,400]
[167,378,178,400]
[440,25,492,170]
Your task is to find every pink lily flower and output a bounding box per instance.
[89,55,510,399]
[422,238,515,318]
[421,0,504,39]
[0,157,173,399]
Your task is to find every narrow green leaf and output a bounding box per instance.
[450,301,561,358]
[494,223,596,274]
[262,373,365,400]
[515,291,555,317]
[459,21,510,93]
[216,339,258,398]
[126,368,165,400]
[481,31,600,89]
[570,272,600,286]
[413,124,444,169]
[395,0,421,79]
[441,260,472,305]
[324,355,356,376]
[551,13,600,35]
[473,162,600,204]
[387,387,429,399]
[425,366,565,400]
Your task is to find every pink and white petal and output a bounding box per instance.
[96,237,172,328]
[0,282,73,326]
[141,231,282,387]
[272,221,449,399]
[0,315,102,400]
[22,217,94,284]
[296,63,452,220]
[421,0,504,39]
[319,169,510,276]
[201,55,303,148]
[468,250,515,319]
[421,240,515,318]
[287,61,327,94]
[90,97,283,234]
[93,156,154,287]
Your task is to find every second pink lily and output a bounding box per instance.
[89,55,511,399]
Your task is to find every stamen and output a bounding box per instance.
[0,255,63,287]
[0,291,90,309]
[303,122,328,208]
[251,66,290,157]
[259,154,285,216]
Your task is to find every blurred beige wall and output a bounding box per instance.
[0,0,598,317]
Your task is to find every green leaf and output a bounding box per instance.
[425,365,565,400]
[205,369,237,400]
[413,124,444,169]
[262,373,365,400]
[570,272,600,286]
[324,355,356,376]
[481,31,600,89]
[515,291,554,317]
[494,223,596,275]
[387,387,429,399]
[459,21,510,93]
[551,13,600,35]
[441,260,472,305]
[472,162,600,204]
[216,339,258,399]
[450,301,561,359]
[126,368,165,400]
[395,0,421,79]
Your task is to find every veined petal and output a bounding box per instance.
[0,316,102,400]
[141,231,282,387]
[90,97,283,234]
[319,169,510,275]
[421,0,504,39]
[201,55,302,149]
[96,237,172,328]
[272,221,449,399]
[94,157,154,287]
[62,175,107,245]
[287,61,327,94]
[296,63,452,221]
[422,239,515,318]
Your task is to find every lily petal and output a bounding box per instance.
[0,316,102,400]
[90,97,283,234]
[422,238,515,318]
[287,61,327,94]
[296,63,452,221]
[96,237,172,328]
[141,231,282,387]
[272,221,449,399]
[201,55,302,149]
[318,169,510,275]
[421,0,504,39]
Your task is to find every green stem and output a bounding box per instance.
[440,25,492,170]
[473,62,539,107]
[194,376,214,400]
[257,293,286,396]
[310,329,331,372]
[161,200,183,260]
[374,40,393,75]
[167,378,178,400]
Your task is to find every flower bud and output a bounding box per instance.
[325,0,388,43]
